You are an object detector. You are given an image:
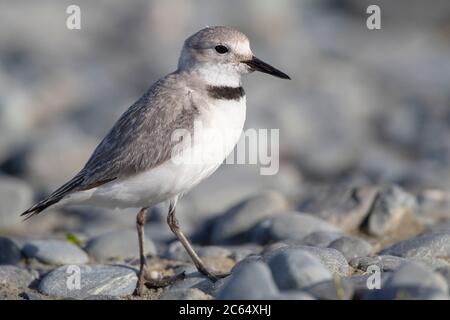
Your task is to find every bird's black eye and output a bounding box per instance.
[214,45,228,54]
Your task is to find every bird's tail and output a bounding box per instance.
[21,175,84,221]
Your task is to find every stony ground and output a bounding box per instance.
[1,0,450,301]
[1,186,450,300]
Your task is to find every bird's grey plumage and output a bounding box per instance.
[22,73,203,218]
[21,26,290,295]
[21,25,289,220]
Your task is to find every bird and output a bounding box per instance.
[21,26,290,295]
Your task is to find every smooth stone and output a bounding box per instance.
[380,230,450,260]
[305,278,354,300]
[436,266,450,288]
[230,254,263,273]
[170,265,215,295]
[38,264,137,298]
[263,245,350,276]
[210,191,289,244]
[0,175,33,231]
[85,229,157,261]
[251,212,341,244]
[364,286,449,300]
[0,265,38,288]
[350,255,409,272]
[328,236,373,261]
[0,236,22,265]
[159,288,212,300]
[22,239,89,265]
[387,263,448,292]
[416,190,450,225]
[364,185,417,236]
[267,248,332,290]
[364,262,449,300]
[215,261,279,300]
[261,242,289,254]
[299,185,378,231]
[344,273,391,293]
[227,245,263,262]
[297,231,345,248]
[409,257,450,270]
[351,254,449,273]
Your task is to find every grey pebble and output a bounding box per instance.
[305,278,354,300]
[0,265,38,288]
[344,273,391,292]
[0,236,22,265]
[387,262,448,292]
[170,265,216,295]
[215,261,279,300]
[38,264,137,299]
[85,229,156,261]
[227,244,263,262]
[350,255,409,272]
[380,230,450,260]
[328,236,373,262]
[263,245,350,276]
[22,239,89,265]
[210,190,289,244]
[267,248,332,290]
[435,266,450,288]
[230,254,263,273]
[364,185,417,236]
[318,186,379,231]
[363,262,449,300]
[297,231,345,248]
[251,212,341,244]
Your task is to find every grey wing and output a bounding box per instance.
[80,86,199,187]
[21,76,199,219]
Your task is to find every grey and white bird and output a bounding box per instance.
[21,26,290,295]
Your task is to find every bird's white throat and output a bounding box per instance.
[194,63,242,87]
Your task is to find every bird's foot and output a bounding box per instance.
[197,266,229,282]
[145,271,186,288]
[134,267,185,296]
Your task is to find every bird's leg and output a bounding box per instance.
[135,207,148,296]
[134,207,185,296]
[166,204,228,281]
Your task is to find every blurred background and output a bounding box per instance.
[0,0,450,240]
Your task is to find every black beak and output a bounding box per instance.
[243,56,290,80]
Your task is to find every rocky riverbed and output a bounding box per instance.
[1,0,450,300]
[1,186,450,300]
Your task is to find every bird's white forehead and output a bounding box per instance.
[186,26,251,52]
[231,39,251,56]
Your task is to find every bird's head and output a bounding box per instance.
[178,26,290,86]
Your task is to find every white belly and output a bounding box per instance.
[63,97,247,209]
